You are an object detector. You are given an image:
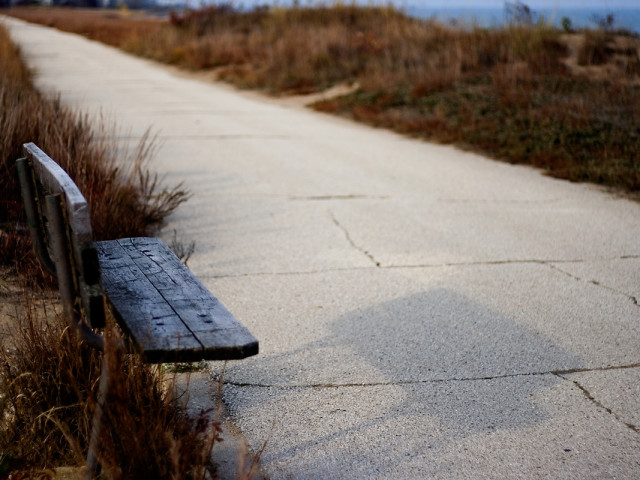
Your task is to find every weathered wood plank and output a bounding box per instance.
[23,143,105,327]
[96,238,258,362]
[96,240,203,362]
[117,238,258,360]
[23,143,92,250]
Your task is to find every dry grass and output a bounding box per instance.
[0,287,221,478]
[5,4,640,196]
[0,22,229,479]
[0,21,188,281]
[3,6,162,47]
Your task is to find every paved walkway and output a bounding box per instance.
[5,16,640,479]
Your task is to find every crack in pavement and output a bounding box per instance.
[328,210,381,267]
[290,194,390,201]
[203,255,638,284]
[555,373,640,435]
[203,267,376,279]
[437,197,563,205]
[221,363,640,390]
[201,203,638,310]
[545,262,639,308]
[223,365,640,436]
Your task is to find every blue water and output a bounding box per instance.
[405,7,640,33]
[195,0,640,34]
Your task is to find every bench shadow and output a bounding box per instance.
[329,289,583,384]
[227,289,584,474]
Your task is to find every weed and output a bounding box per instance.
[0,22,188,280]
[168,229,196,266]
[0,286,220,478]
[164,361,208,374]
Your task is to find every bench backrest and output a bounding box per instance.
[18,143,105,327]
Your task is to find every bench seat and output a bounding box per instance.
[96,237,258,363]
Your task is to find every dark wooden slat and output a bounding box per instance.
[96,238,258,362]
[96,240,204,362]
[23,143,105,327]
[117,238,258,360]
[23,143,92,250]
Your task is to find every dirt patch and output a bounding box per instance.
[165,62,360,109]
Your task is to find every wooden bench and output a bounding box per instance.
[16,142,258,477]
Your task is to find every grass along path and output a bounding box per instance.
[7,5,640,195]
[0,21,231,478]
[4,5,640,198]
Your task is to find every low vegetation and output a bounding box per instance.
[0,22,225,478]
[0,19,188,280]
[4,4,640,197]
[0,295,221,478]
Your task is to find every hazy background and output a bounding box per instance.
[171,0,640,32]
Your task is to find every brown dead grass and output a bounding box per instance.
[0,21,229,479]
[5,5,639,197]
[0,20,188,282]
[0,285,221,478]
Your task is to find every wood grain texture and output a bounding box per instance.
[22,143,258,363]
[23,143,92,250]
[23,143,105,327]
[96,238,259,363]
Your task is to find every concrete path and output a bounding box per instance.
[4,16,640,479]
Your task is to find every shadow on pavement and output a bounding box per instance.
[225,289,584,475]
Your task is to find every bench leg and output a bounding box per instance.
[86,353,110,480]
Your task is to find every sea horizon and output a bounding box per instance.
[172,1,640,34]
[405,6,640,33]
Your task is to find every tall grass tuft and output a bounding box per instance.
[0,22,222,478]
[0,22,188,280]
[0,287,220,478]
[0,291,96,471]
